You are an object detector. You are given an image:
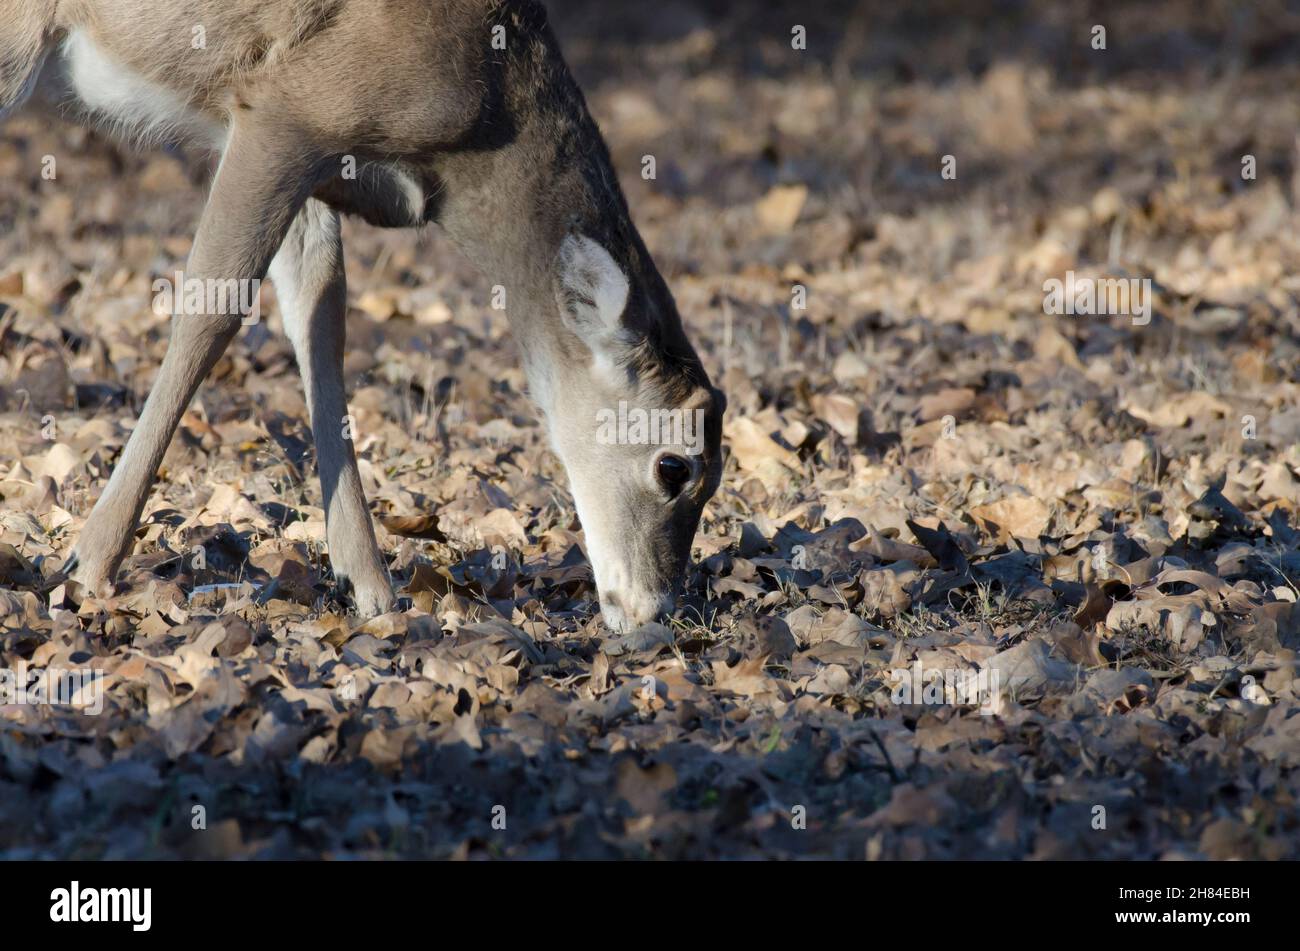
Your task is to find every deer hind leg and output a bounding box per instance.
[67,115,325,599]
[269,199,393,616]
[0,0,54,123]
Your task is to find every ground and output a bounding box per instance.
[1,0,1299,859]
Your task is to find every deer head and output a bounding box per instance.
[531,234,724,632]
[395,3,729,633]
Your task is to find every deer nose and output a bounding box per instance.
[601,589,674,633]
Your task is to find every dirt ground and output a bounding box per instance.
[2,0,1300,859]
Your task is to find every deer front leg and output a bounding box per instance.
[269,199,393,616]
[67,116,325,600]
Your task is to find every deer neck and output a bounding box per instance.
[421,20,668,419]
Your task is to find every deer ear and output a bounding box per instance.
[555,234,630,363]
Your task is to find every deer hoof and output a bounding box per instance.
[347,579,395,618]
[62,551,115,602]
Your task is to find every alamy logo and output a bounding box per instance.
[151,271,262,324]
[1043,270,1151,326]
[889,661,1002,715]
[50,882,151,931]
[595,401,706,455]
[0,663,103,715]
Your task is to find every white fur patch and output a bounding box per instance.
[63,29,222,148]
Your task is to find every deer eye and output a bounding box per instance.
[655,454,692,495]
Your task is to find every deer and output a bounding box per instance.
[0,0,726,633]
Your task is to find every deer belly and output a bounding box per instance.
[62,28,223,148]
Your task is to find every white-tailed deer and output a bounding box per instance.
[1,0,725,632]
